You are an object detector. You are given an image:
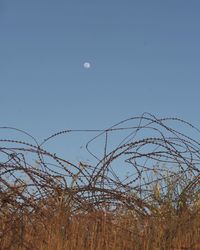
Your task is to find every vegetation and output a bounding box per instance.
[0,113,200,249]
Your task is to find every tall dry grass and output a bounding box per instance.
[1,114,200,249]
[1,196,200,249]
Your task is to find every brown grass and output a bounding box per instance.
[1,114,200,249]
[1,200,200,250]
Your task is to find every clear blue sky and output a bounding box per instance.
[1,1,200,152]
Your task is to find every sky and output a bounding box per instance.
[1,1,200,160]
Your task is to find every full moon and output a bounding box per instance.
[83,62,91,69]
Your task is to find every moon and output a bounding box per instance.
[83,62,91,69]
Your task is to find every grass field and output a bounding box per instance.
[1,194,200,249]
[1,114,200,249]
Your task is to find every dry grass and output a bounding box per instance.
[1,201,200,250]
[1,114,200,249]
